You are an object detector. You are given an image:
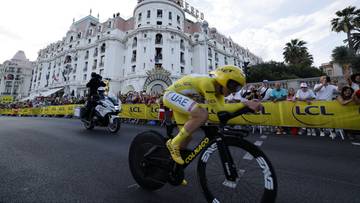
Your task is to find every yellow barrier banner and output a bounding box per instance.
[0,96,13,104]
[1,102,359,130]
[31,108,41,115]
[146,104,160,120]
[204,101,360,130]
[41,107,50,115]
[56,105,66,115]
[121,104,148,119]
[66,105,77,115]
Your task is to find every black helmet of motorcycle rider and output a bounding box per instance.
[91,72,97,78]
[98,86,106,98]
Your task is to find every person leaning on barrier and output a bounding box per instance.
[345,71,360,91]
[295,83,316,136]
[337,86,354,105]
[314,76,339,137]
[258,80,272,101]
[296,83,316,104]
[270,82,287,135]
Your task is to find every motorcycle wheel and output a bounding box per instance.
[108,117,120,134]
[83,120,94,130]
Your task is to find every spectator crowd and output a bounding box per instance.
[225,72,360,140]
[1,71,359,140]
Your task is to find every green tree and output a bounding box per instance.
[283,39,313,67]
[247,61,323,83]
[351,32,360,51]
[332,46,353,65]
[331,6,360,51]
[332,46,360,72]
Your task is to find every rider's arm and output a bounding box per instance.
[199,81,246,116]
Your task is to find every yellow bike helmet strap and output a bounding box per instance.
[212,65,246,91]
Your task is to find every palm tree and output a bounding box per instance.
[351,32,360,51]
[331,46,356,74]
[283,39,312,66]
[331,6,360,51]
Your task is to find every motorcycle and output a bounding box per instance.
[75,88,121,134]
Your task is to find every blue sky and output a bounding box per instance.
[0,0,357,66]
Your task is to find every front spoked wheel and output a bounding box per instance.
[198,137,277,203]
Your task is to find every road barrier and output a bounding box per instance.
[1,101,359,130]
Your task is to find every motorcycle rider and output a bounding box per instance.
[84,72,106,120]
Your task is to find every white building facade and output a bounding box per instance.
[30,0,262,97]
[0,51,34,99]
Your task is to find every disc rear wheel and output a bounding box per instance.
[128,131,170,191]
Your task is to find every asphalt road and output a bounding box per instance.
[0,116,359,203]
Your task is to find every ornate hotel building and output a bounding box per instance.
[0,51,34,100]
[30,0,262,97]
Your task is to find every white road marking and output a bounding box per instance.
[127,184,139,189]
[260,135,267,139]
[352,142,360,146]
[254,141,263,146]
[243,140,263,160]
[243,153,253,160]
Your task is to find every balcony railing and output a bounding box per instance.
[131,57,137,62]
[180,60,185,65]
[155,40,163,45]
[155,55,163,63]
[99,62,104,67]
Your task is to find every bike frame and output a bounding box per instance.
[168,124,247,182]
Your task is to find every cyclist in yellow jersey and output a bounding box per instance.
[163,65,262,167]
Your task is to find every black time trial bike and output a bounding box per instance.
[128,107,277,203]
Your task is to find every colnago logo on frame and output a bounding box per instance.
[185,137,209,163]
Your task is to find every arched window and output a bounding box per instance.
[133,37,137,48]
[85,50,89,59]
[100,43,106,53]
[180,39,185,50]
[155,34,163,44]
[64,55,72,64]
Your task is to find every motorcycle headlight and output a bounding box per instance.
[114,106,119,110]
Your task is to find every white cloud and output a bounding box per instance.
[0,0,357,66]
[0,0,136,62]
[189,0,357,66]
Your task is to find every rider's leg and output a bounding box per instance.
[171,107,208,146]
[168,106,208,165]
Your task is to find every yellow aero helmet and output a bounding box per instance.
[212,65,246,92]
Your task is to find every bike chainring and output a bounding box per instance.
[167,164,185,186]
